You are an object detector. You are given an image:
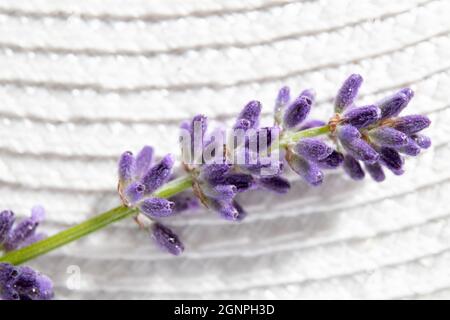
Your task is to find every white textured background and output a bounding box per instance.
[0,0,449,299]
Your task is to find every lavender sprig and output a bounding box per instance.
[0,73,432,300]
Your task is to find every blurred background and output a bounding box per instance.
[0,0,449,299]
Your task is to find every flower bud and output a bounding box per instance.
[392,115,431,135]
[283,95,312,129]
[139,198,175,218]
[294,138,333,162]
[343,155,365,180]
[343,105,380,128]
[334,74,363,113]
[151,223,184,256]
[364,162,385,182]
[368,127,409,148]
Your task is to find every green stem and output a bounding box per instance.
[0,176,193,265]
[280,124,331,147]
[0,125,331,266]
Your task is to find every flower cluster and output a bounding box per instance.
[332,75,431,181]
[0,206,46,252]
[0,263,53,300]
[118,147,185,255]
[115,73,431,257]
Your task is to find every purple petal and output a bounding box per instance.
[4,216,40,251]
[343,105,380,128]
[341,138,379,164]
[141,154,174,194]
[0,210,15,244]
[287,153,324,186]
[395,137,421,156]
[343,155,365,180]
[275,86,290,110]
[294,138,333,162]
[364,162,385,182]
[317,150,344,169]
[139,198,175,218]
[368,127,409,148]
[299,119,326,130]
[134,146,154,179]
[203,184,237,201]
[334,74,363,113]
[199,164,231,186]
[168,192,200,213]
[224,173,254,192]
[379,147,404,172]
[258,176,291,194]
[209,199,240,221]
[376,89,412,119]
[118,151,135,183]
[30,206,45,223]
[124,182,146,204]
[412,134,431,149]
[337,125,361,144]
[283,95,312,129]
[234,101,261,130]
[151,223,184,256]
[392,115,431,135]
[10,266,54,300]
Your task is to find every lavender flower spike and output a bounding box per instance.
[283,92,313,129]
[294,138,333,162]
[368,127,409,148]
[151,223,184,256]
[343,105,380,129]
[0,263,54,300]
[139,198,175,218]
[334,74,363,113]
[392,115,431,135]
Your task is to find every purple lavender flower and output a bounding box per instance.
[343,105,380,128]
[317,150,344,169]
[0,210,14,244]
[141,155,175,195]
[287,152,324,186]
[258,176,291,194]
[337,125,379,163]
[378,147,404,172]
[275,86,291,111]
[368,127,409,148]
[151,223,184,256]
[168,192,200,213]
[139,198,175,218]
[283,91,313,129]
[412,134,431,149]
[376,89,413,119]
[364,162,385,182]
[234,101,262,130]
[294,138,333,162]
[395,137,421,156]
[0,263,53,300]
[334,74,363,113]
[392,115,431,135]
[343,155,365,180]
[1,206,46,252]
